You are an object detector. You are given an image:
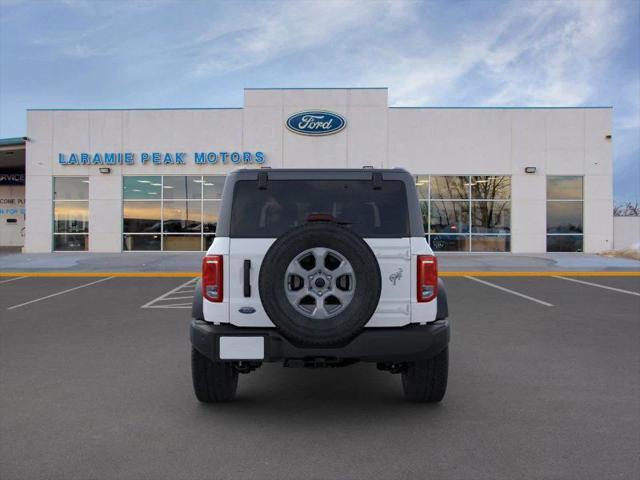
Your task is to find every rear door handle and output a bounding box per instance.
[243,260,251,297]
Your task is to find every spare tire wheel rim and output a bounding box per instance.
[284,247,356,319]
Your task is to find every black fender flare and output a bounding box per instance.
[436,278,448,320]
[192,278,204,320]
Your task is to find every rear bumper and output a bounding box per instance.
[190,320,450,363]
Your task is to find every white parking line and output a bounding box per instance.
[0,276,27,285]
[7,277,114,310]
[554,276,640,297]
[152,304,192,309]
[141,277,198,309]
[465,276,554,307]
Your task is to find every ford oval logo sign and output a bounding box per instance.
[286,111,346,136]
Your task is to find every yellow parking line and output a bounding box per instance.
[0,271,638,278]
[0,272,199,278]
[440,271,640,277]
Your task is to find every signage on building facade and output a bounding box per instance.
[57,151,265,166]
[0,197,25,216]
[0,173,25,185]
[286,111,346,136]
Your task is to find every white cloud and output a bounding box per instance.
[59,0,165,15]
[189,0,411,78]
[354,0,625,107]
[26,0,168,59]
[29,0,626,108]
[483,0,623,105]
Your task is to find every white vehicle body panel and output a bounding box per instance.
[228,238,276,327]
[203,236,438,328]
[361,238,412,327]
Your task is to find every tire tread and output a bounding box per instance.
[191,348,238,403]
[401,347,448,403]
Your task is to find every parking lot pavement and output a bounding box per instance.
[1,276,639,480]
[141,277,199,309]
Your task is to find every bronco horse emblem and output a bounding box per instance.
[389,268,403,286]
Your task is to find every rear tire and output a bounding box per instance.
[191,348,238,403]
[401,347,448,403]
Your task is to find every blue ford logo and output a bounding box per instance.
[286,111,346,136]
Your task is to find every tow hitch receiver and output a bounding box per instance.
[284,357,355,368]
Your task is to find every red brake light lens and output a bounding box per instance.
[417,255,438,302]
[202,255,223,302]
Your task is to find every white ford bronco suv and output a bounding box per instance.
[190,168,450,402]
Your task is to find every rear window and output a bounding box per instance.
[230,180,409,238]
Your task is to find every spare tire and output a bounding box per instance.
[258,222,381,347]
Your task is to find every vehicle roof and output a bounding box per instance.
[227,167,414,181]
[233,167,409,174]
[234,168,409,172]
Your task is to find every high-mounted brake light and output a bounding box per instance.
[417,255,438,302]
[202,255,223,302]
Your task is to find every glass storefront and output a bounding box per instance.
[429,200,469,233]
[47,173,587,254]
[546,176,583,252]
[417,175,511,252]
[53,177,89,251]
[122,175,225,251]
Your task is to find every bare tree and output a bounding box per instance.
[613,201,640,217]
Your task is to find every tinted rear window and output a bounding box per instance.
[230,180,409,238]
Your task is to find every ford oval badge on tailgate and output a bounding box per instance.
[239,307,256,314]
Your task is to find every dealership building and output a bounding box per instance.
[0,88,613,253]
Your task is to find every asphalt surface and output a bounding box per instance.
[1,275,639,480]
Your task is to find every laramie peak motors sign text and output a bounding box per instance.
[58,151,265,166]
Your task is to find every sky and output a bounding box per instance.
[0,0,638,203]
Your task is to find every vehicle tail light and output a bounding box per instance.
[202,255,223,302]
[417,255,438,302]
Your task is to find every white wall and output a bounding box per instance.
[613,217,640,250]
[25,110,53,253]
[388,106,613,253]
[245,88,388,168]
[25,89,614,253]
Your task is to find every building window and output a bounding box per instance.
[53,177,89,251]
[546,176,583,252]
[122,175,225,251]
[417,175,511,252]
